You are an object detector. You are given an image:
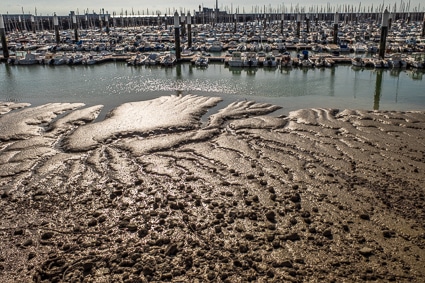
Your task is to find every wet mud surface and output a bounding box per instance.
[0,96,424,282]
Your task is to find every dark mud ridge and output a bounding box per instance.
[0,95,424,282]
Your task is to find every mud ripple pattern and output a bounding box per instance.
[0,96,424,282]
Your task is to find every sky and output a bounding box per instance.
[1,0,423,16]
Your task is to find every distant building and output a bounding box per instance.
[194,7,227,24]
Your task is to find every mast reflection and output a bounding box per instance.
[373,69,383,110]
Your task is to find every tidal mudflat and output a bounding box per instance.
[0,95,424,282]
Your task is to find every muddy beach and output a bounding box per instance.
[0,95,424,282]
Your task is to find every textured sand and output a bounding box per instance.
[0,96,424,282]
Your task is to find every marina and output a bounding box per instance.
[0,6,423,111]
[1,3,425,283]
[1,7,425,116]
[1,8,425,68]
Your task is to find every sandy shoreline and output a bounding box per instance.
[1,96,424,282]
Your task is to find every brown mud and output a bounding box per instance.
[0,96,424,282]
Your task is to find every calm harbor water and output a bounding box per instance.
[1,62,424,119]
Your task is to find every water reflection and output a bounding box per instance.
[227,66,260,76]
[2,64,20,102]
[374,69,383,110]
[301,68,310,74]
[0,63,424,113]
[280,67,292,75]
[329,67,335,97]
[389,68,402,77]
[4,64,13,79]
[227,67,242,75]
[175,64,182,78]
[351,66,363,72]
[407,69,423,80]
[263,67,278,73]
[352,66,361,99]
[245,68,258,76]
[188,64,194,76]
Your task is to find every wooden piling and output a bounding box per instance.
[71,12,79,43]
[0,14,9,59]
[379,9,389,59]
[187,12,192,49]
[306,17,310,33]
[174,11,181,61]
[422,14,425,37]
[31,16,36,33]
[296,13,301,37]
[53,13,60,44]
[333,12,338,44]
